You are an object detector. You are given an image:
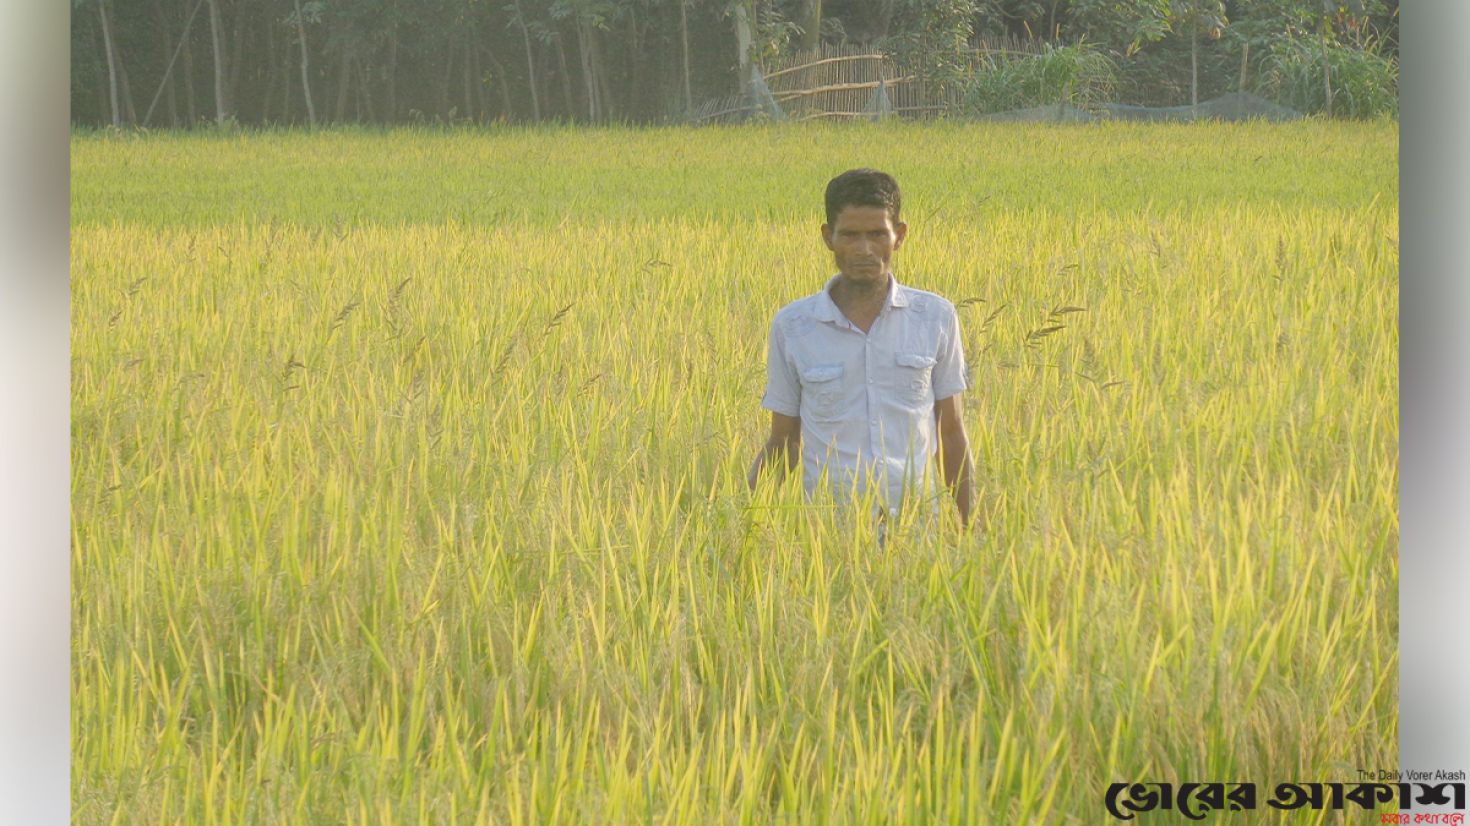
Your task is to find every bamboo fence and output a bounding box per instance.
[687,39,1051,124]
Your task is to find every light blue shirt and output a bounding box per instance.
[761,274,970,513]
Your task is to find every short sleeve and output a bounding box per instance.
[760,317,801,417]
[932,306,969,400]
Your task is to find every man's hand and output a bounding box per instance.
[934,394,976,528]
[748,412,801,490]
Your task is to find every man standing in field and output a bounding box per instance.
[748,168,976,531]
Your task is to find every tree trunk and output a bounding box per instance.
[117,39,139,124]
[96,0,138,124]
[463,31,475,121]
[513,0,541,121]
[874,0,894,40]
[98,0,122,127]
[261,10,278,122]
[469,35,489,120]
[336,47,354,122]
[227,0,246,115]
[1239,40,1250,92]
[800,0,821,53]
[143,0,206,127]
[1190,27,1199,110]
[385,22,398,122]
[99,0,141,126]
[181,0,198,124]
[292,0,316,126]
[272,34,288,121]
[280,37,294,122]
[481,41,513,120]
[1320,21,1334,116]
[625,7,640,119]
[554,32,576,119]
[590,23,613,120]
[679,0,692,113]
[90,21,109,124]
[354,57,365,121]
[537,40,554,119]
[732,1,753,96]
[574,22,596,121]
[151,0,180,126]
[205,0,230,125]
[437,39,454,118]
[466,34,480,121]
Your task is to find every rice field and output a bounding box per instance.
[71,120,1398,823]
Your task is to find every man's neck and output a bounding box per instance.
[829,272,891,332]
[830,272,891,307]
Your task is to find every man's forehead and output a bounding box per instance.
[830,205,898,230]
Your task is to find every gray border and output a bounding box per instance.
[0,0,71,822]
[1400,0,1470,785]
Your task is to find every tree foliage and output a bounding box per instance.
[961,41,1118,113]
[69,0,1398,126]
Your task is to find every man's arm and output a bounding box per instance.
[748,412,801,490]
[934,394,976,528]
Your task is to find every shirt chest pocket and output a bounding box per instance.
[893,353,936,405]
[799,363,846,421]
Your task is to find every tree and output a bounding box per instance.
[286,0,320,126]
[679,0,693,111]
[205,0,230,125]
[547,0,621,121]
[95,0,123,126]
[1169,0,1228,108]
[506,1,543,119]
[1230,0,1386,114]
[1063,0,1171,57]
[797,0,820,52]
[64,0,1395,127]
[878,0,979,95]
[730,0,754,95]
[141,0,208,126]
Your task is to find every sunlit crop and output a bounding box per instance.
[72,120,1398,823]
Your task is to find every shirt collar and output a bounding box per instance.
[814,273,909,323]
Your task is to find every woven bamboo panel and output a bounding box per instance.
[688,39,1051,124]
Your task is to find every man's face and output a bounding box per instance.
[822,205,907,287]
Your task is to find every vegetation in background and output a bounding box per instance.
[960,42,1117,114]
[1263,36,1398,118]
[72,121,1398,822]
[72,0,1397,127]
[875,0,982,99]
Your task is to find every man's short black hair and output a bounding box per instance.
[824,168,902,226]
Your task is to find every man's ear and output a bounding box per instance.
[893,220,909,250]
[821,223,835,251]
